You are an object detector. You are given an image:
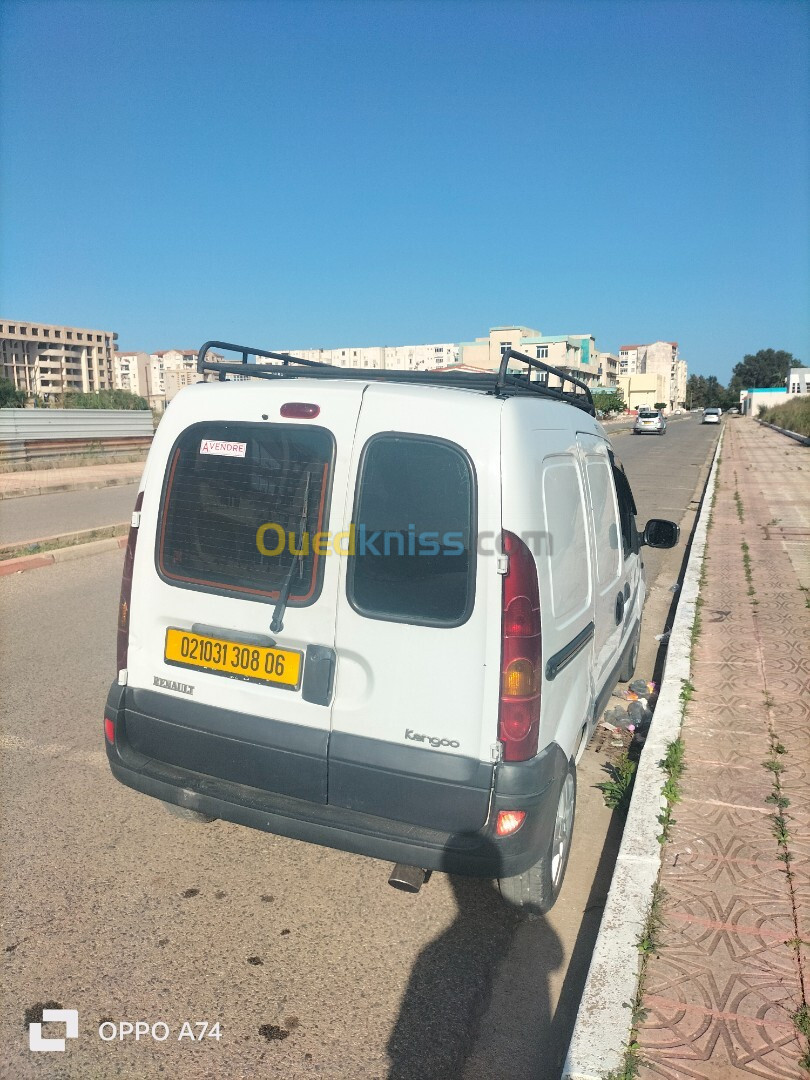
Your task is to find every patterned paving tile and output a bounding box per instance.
[684,696,771,725]
[679,771,774,814]
[638,981,805,1079]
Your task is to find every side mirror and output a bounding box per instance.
[642,519,680,549]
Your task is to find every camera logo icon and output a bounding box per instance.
[29,1008,79,1052]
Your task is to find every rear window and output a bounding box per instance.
[638,411,658,419]
[158,421,333,605]
[347,435,476,626]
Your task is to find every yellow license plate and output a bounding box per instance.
[164,629,302,690]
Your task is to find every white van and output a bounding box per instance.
[105,344,678,913]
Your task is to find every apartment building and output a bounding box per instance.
[618,341,687,409]
[287,343,458,370]
[457,327,602,387]
[113,351,150,397]
[0,318,117,402]
[788,367,810,396]
[113,348,231,408]
[596,352,619,386]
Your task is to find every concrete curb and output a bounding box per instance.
[0,534,127,576]
[0,475,141,500]
[0,522,128,559]
[755,418,810,447]
[562,427,725,1080]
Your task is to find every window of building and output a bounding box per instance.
[77,333,83,340]
[500,341,511,358]
[31,327,38,335]
[97,335,102,342]
[20,327,27,334]
[43,329,50,337]
[536,345,549,359]
[67,332,73,340]
[8,326,15,333]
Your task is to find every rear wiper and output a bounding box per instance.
[270,471,311,634]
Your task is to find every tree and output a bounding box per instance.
[654,402,667,411]
[728,349,803,395]
[687,374,733,409]
[686,374,707,408]
[0,378,26,407]
[591,386,625,415]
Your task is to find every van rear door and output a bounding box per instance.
[124,382,365,805]
[327,386,502,833]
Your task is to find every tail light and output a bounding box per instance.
[498,531,542,762]
[117,491,144,674]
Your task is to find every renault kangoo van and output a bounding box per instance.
[105,344,678,913]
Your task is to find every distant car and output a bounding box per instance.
[702,408,721,424]
[634,409,667,435]
[729,407,740,415]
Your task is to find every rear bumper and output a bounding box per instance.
[104,682,567,879]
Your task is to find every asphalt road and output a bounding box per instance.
[0,482,139,546]
[0,416,720,1080]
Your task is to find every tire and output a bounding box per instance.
[162,801,214,824]
[497,763,576,915]
[618,625,640,682]
[622,622,639,678]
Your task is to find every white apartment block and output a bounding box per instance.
[1,318,117,403]
[113,351,149,397]
[788,367,810,395]
[596,352,619,386]
[113,348,231,409]
[618,341,687,409]
[286,343,458,370]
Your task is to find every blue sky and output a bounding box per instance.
[1,0,808,383]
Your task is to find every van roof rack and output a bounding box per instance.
[196,341,596,416]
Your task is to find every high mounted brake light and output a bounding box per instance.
[280,402,320,419]
[117,490,144,676]
[498,531,542,762]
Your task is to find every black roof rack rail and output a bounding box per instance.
[196,340,596,416]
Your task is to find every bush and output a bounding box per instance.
[760,397,810,437]
[62,389,150,410]
[0,378,26,407]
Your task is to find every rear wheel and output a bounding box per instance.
[618,625,640,682]
[497,764,576,915]
[162,801,214,824]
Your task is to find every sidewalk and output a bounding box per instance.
[0,459,145,499]
[636,419,809,1077]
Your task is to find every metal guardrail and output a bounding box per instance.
[0,409,154,442]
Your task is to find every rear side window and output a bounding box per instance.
[158,422,333,605]
[584,457,622,588]
[542,456,591,621]
[347,435,475,626]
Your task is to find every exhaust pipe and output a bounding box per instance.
[388,863,431,893]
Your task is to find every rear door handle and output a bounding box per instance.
[615,592,625,624]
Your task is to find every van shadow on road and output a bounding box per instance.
[386,837,564,1080]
